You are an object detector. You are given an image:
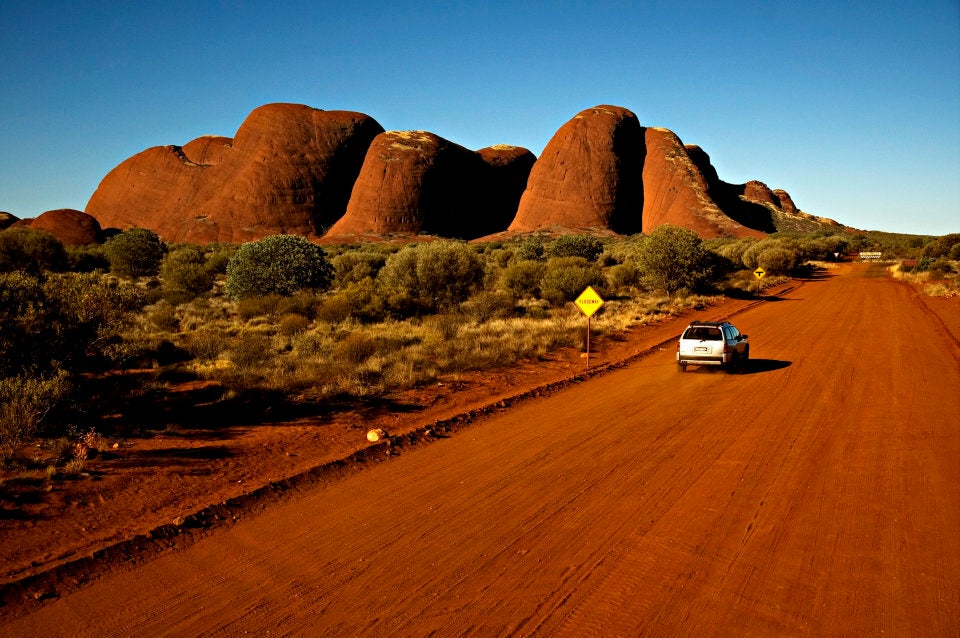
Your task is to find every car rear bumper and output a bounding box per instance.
[677,355,726,366]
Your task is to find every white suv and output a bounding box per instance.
[676,321,749,373]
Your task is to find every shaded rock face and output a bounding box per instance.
[326,132,535,240]
[86,104,384,243]
[509,106,644,234]
[26,209,104,245]
[0,212,17,230]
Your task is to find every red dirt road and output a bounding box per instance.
[3,264,958,636]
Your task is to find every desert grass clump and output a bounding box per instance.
[336,331,379,365]
[278,313,311,337]
[185,329,228,361]
[146,300,180,332]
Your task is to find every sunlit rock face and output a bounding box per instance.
[86,103,384,243]
[25,208,104,245]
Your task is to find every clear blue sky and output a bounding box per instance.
[2,1,958,236]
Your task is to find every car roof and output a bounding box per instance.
[686,320,730,327]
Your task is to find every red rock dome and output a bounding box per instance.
[86,104,384,244]
[27,208,103,245]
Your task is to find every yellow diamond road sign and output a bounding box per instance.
[754,267,766,279]
[575,286,604,317]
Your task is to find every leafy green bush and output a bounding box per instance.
[607,261,641,291]
[377,241,485,315]
[546,235,605,262]
[331,251,388,287]
[757,247,798,275]
[225,235,334,299]
[0,227,68,274]
[540,257,606,305]
[500,260,546,299]
[636,225,716,295]
[515,237,546,261]
[161,245,214,299]
[104,228,165,277]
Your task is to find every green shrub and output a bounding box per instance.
[500,260,546,300]
[515,237,546,261]
[104,228,165,277]
[225,235,334,299]
[757,247,798,275]
[608,261,641,291]
[546,235,604,262]
[0,227,68,274]
[161,245,214,299]
[331,251,388,287]
[204,244,237,275]
[0,373,70,465]
[540,257,606,305]
[636,225,716,295]
[377,241,485,315]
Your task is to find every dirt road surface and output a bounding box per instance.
[3,264,958,636]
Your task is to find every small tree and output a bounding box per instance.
[105,228,164,277]
[636,225,716,295]
[225,234,334,299]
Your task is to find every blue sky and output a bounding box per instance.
[1,1,958,236]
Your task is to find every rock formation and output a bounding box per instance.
[23,208,104,245]
[325,131,535,240]
[86,103,384,244]
[640,129,764,237]
[509,106,644,235]
[79,101,835,245]
[0,212,17,231]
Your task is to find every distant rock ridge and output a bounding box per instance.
[73,102,839,244]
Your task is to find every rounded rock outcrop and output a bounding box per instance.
[326,132,534,240]
[27,208,104,245]
[86,103,384,244]
[509,105,644,234]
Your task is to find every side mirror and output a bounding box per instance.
[741,334,748,340]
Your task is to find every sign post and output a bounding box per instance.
[753,267,766,296]
[574,286,604,369]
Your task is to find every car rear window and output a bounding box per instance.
[684,327,722,340]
